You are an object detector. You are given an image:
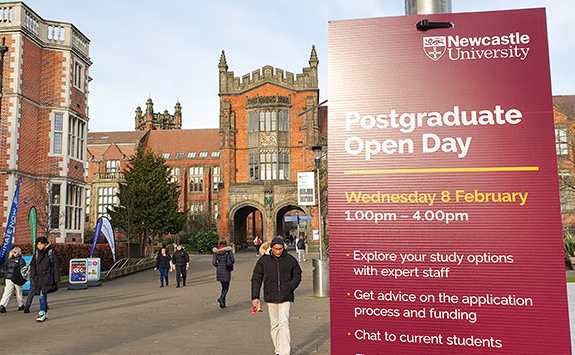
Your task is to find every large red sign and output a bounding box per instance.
[328,8,570,354]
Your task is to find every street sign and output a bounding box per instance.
[328,8,570,354]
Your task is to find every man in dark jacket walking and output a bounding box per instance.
[172,244,189,288]
[30,236,60,322]
[251,237,302,355]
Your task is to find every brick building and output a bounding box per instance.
[218,47,324,246]
[0,2,91,244]
[86,101,221,232]
[554,95,575,232]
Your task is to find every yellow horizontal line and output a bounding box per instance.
[344,167,540,174]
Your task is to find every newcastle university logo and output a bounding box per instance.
[423,36,446,61]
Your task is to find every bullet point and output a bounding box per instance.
[348,332,351,336]
[347,293,350,296]
[346,253,350,257]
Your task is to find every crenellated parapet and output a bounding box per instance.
[219,46,318,95]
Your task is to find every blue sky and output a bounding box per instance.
[20,0,575,132]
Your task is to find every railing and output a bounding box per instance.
[0,3,90,58]
[96,172,124,180]
[104,256,155,278]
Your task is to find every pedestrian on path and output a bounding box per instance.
[253,236,262,256]
[0,246,26,313]
[251,237,302,355]
[172,244,189,288]
[155,248,171,287]
[30,237,60,322]
[296,236,307,262]
[212,239,234,308]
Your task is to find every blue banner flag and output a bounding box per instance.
[90,216,116,262]
[0,178,21,262]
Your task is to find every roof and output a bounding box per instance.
[144,129,220,158]
[87,131,148,145]
[553,96,575,119]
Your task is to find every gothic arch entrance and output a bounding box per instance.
[276,205,308,246]
[232,205,264,249]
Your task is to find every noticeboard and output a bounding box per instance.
[328,8,570,354]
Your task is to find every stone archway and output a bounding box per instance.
[275,203,310,247]
[230,203,265,249]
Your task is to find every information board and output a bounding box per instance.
[328,8,570,354]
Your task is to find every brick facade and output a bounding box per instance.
[218,47,323,246]
[0,3,90,245]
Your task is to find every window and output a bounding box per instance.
[175,152,185,159]
[66,184,84,230]
[556,128,569,156]
[259,111,278,132]
[85,189,90,222]
[248,111,258,132]
[199,152,208,158]
[211,151,220,157]
[53,114,63,154]
[260,150,277,180]
[74,61,85,90]
[249,152,259,181]
[87,136,94,141]
[189,167,204,192]
[50,183,61,229]
[189,203,204,213]
[97,186,118,219]
[187,152,197,158]
[67,116,86,160]
[105,160,120,178]
[213,202,219,220]
[99,136,110,140]
[213,166,220,191]
[171,167,180,184]
[560,172,574,210]
[279,110,290,131]
[162,153,171,159]
[279,151,290,180]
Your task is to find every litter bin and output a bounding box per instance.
[313,258,329,297]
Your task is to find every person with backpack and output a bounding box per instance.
[212,239,234,309]
[30,236,60,322]
[172,244,189,288]
[0,247,26,313]
[296,236,307,262]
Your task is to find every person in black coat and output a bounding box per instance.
[212,239,234,308]
[251,237,302,355]
[154,248,171,287]
[0,246,26,313]
[172,244,189,288]
[30,236,60,322]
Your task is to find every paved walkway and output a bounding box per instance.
[3,252,575,354]
[0,250,329,355]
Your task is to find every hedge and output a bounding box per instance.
[12,243,128,276]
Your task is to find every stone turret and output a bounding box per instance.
[135,98,182,130]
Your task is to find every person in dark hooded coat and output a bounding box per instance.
[212,239,234,308]
[30,236,60,322]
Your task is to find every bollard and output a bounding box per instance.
[313,259,330,297]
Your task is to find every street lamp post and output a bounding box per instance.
[310,144,328,297]
[310,145,325,260]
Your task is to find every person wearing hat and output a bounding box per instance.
[251,237,302,355]
[172,244,190,288]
